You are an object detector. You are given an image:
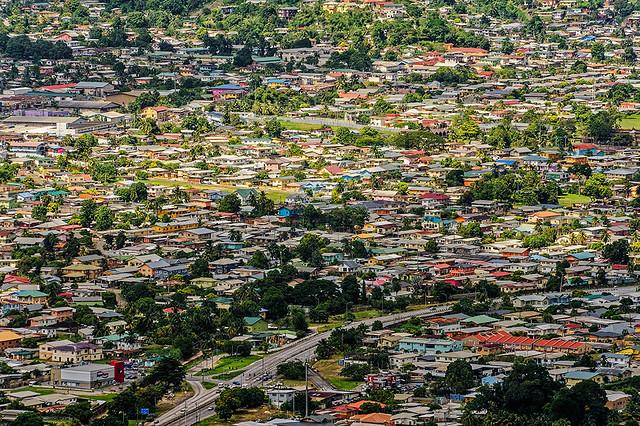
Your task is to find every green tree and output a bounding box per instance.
[445,360,475,394]
[265,119,283,137]
[602,239,630,264]
[31,204,48,222]
[79,199,97,228]
[549,380,609,426]
[142,357,186,392]
[14,412,44,426]
[449,113,480,143]
[591,42,605,61]
[277,360,305,380]
[63,401,93,424]
[583,173,612,199]
[247,250,270,269]
[296,233,329,263]
[218,193,241,213]
[94,206,114,231]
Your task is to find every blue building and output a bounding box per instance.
[398,337,463,354]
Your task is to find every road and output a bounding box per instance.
[155,304,451,426]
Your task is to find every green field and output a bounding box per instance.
[196,355,261,377]
[559,193,592,207]
[620,114,640,130]
[143,179,291,203]
[280,120,326,131]
[314,357,361,391]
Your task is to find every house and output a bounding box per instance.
[39,340,103,363]
[244,316,268,332]
[0,330,22,352]
[211,84,247,99]
[266,387,296,408]
[75,82,115,97]
[397,337,463,354]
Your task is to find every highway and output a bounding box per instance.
[154,304,451,426]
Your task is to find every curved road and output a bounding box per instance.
[155,304,451,426]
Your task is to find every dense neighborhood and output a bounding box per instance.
[3,0,640,425]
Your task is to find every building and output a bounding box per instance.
[53,363,115,389]
[0,330,22,352]
[39,340,103,363]
[266,387,296,408]
[397,337,463,354]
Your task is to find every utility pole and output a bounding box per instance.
[304,359,309,418]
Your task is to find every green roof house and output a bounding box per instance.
[243,316,268,332]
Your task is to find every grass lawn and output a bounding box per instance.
[280,120,326,131]
[620,113,640,130]
[196,355,261,377]
[143,179,291,203]
[14,386,57,395]
[352,308,383,320]
[81,393,118,402]
[196,406,284,425]
[313,356,361,391]
[559,193,592,207]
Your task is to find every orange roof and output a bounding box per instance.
[351,412,392,424]
[531,210,561,218]
[348,400,386,410]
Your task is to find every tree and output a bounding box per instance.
[14,412,44,426]
[247,250,270,269]
[591,42,605,61]
[233,45,253,67]
[602,239,630,264]
[623,42,636,64]
[549,380,609,426]
[583,173,612,199]
[129,182,148,201]
[587,111,617,143]
[31,204,47,222]
[116,231,127,249]
[449,112,480,142]
[445,360,475,394]
[341,275,360,305]
[265,119,283,137]
[190,257,211,278]
[218,193,241,213]
[63,401,93,424]
[568,163,591,178]
[341,363,370,381]
[94,206,114,231]
[470,360,560,416]
[277,360,305,380]
[296,233,329,263]
[445,169,464,186]
[458,221,483,238]
[90,160,118,183]
[143,357,185,392]
[288,307,308,336]
[248,191,275,217]
[102,292,117,309]
[79,199,97,228]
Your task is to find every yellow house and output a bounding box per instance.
[141,106,169,121]
[152,220,198,233]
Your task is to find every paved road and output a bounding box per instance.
[154,304,451,426]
